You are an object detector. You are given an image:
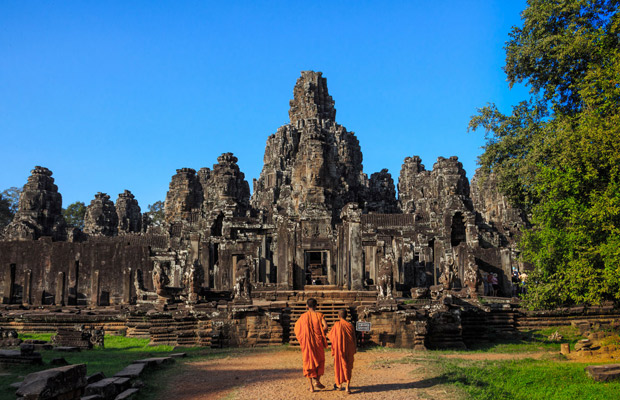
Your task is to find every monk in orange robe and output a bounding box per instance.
[294,298,328,392]
[328,308,356,394]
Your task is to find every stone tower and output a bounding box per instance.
[4,166,67,241]
[84,193,118,237]
[252,71,366,220]
[116,190,142,234]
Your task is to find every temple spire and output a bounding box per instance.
[288,71,336,126]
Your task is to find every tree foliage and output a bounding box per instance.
[0,187,22,230]
[470,0,620,309]
[145,201,165,227]
[0,195,12,230]
[63,202,87,230]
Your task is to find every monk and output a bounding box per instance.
[328,308,357,394]
[294,298,328,392]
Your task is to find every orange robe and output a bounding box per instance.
[294,310,328,378]
[328,320,356,385]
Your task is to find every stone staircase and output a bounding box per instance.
[287,300,350,346]
[461,309,518,345]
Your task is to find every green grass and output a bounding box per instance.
[432,358,620,400]
[1,335,185,400]
[1,335,288,400]
[17,332,55,342]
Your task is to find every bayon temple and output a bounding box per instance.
[1,71,541,349]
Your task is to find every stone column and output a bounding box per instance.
[122,268,132,304]
[277,223,289,287]
[2,264,15,304]
[341,204,363,291]
[68,261,79,306]
[55,272,65,306]
[90,270,100,306]
[23,269,32,306]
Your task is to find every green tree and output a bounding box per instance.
[0,194,12,229]
[0,187,22,229]
[63,201,87,230]
[145,201,165,227]
[470,0,620,309]
[1,187,22,215]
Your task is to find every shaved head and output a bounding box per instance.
[339,309,348,319]
[307,298,318,309]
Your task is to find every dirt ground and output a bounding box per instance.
[158,348,459,400]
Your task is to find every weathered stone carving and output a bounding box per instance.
[232,259,252,304]
[366,169,398,214]
[185,260,204,302]
[202,153,251,218]
[115,190,142,234]
[84,193,118,236]
[463,254,480,298]
[4,166,66,241]
[0,71,527,314]
[152,262,170,297]
[164,168,202,224]
[252,71,366,219]
[438,255,456,289]
[377,254,394,301]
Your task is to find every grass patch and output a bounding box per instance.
[433,358,620,400]
[461,325,583,354]
[1,335,184,400]
[1,337,287,400]
[18,332,55,342]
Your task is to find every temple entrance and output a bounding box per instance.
[304,250,328,285]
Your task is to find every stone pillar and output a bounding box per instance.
[2,264,15,304]
[23,269,32,306]
[231,255,239,287]
[90,270,100,306]
[68,261,79,306]
[277,223,289,287]
[122,268,132,304]
[325,251,333,285]
[55,272,65,306]
[341,203,363,291]
[265,259,272,284]
[349,220,363,291]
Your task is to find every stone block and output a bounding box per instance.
[16,363,87,400]
[84,378,120,399]
[114,363,146,379]
[87,372,106,384]
[133,357,174,366]
[114,388,139,400]
[585,364,620,382]
[55,346,81,352]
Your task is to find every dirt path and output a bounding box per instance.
[159,348,456,400]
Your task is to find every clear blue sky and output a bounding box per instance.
[1,1,529,209]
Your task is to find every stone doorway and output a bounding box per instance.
[304,250,328,285]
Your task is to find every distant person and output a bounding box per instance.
[491,273,499,296]
[520,272,528,295]
[512,270,520,296]
[328,308,356,394]
[294,298,328,392]
[481,271,489,296]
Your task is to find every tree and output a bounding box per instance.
[145,201,165,227]
[63,202,87,230]
[0,187,22,229]
[470,0,620,309]
[1,187,22,215]
[0,194,11,229]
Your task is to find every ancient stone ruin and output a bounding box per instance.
[0,71,548,349]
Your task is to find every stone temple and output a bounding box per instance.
[0,71,533,348]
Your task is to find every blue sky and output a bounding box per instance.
[1,1,529,209]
